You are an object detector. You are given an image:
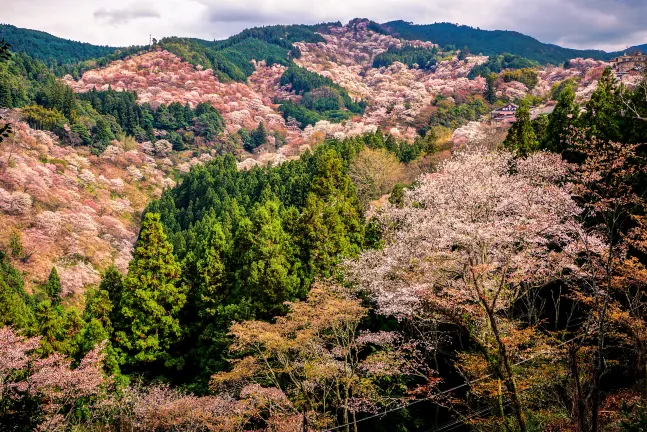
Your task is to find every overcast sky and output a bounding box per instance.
[3,0,646,52]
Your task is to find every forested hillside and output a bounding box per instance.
[3,15,647,432]
[381,20,613,64]
[0,24,118,66]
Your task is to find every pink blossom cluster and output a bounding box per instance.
[0,327,105,431]
[0,118,192,296]
[63,50,297,140]
[346,149,599,321]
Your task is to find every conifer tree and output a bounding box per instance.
[579,67,623,142]
[233,199,300,319]
[44,266,61,305]
[115,213,184,365]
[0,38,11,142]
[542,83,580,153]
[484,72,498,103]
[503,97,538,156]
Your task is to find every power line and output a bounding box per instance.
[320,335,580,432]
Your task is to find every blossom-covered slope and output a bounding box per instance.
[0,109,229,295]
[0,19,628,295]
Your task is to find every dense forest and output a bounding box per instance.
[372,44,440,70]
[0,24,118,67]
[0,46,226,153]
[6,14,647,432]
[381,20,613,65]
[277,65,366,127]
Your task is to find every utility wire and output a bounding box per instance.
[320,335,580,432]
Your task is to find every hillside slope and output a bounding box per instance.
[0,24,118,66]
[381,20,613,64]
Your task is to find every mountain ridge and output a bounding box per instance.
[1,19,645,69]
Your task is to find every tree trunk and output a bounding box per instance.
[590,296,609,432]
[569,345,587,432]
[486,308,526,432]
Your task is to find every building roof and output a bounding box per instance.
[491,103,518,114]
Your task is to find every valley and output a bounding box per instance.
[1,15,647,431]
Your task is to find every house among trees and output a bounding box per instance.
[610,51,646,76]
[491,103,518,122]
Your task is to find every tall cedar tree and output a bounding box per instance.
[484,72,498,103]
[174,219,229,380]
[298,149,365,278]
[0,38,11,142]
[542,83,580,152]
[44,266,61,305]
[232,199,300,320]
[579,67,623,142]
[503,97,538,156]
[116,213,184,365]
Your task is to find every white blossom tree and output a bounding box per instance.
[347,149,601,430]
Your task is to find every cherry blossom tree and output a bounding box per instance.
[213,283,432,431]
[0,327,106,431]
[347,148,599,430]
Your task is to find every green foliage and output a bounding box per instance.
[383,20,611,65]
[21,104,67,131]
[115,213,184,366]
[0,24,118,67]
[0,251,35,329]
[78,90,225,143]
[542,83,580,152]
[579,67,623,142]
[8,229,23,259]
[158,22,329,82]
[468,53,538,79]
[244,122,267,152]
[501,68,539,90]
[551,77,578,100]
[135,140,368,385]
[421,95,491,132]
[44,266,61,305]
[484,72,498,103]
[503,97,538,155]
[232,199,301,318]
[278,65,364,127]
[372,44,439,70]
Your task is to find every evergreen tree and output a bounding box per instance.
[35,301,63,356]
[245,122,267,152]
[115,213,184,365]
[44,266,61,305]
[0,38,12,142]
[0,83,12,108]
[233,199,300,319]
[579,67,623,142]
[542,83,580,153]
[484,72,498,103]
[503,97,538,156]
[93,116,113,151]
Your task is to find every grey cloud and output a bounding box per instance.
[94,3,161,26]
[494,0,647,50]
[3,0,647,50]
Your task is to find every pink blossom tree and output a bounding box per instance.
[347,149,600,430]
[0,327,106,431]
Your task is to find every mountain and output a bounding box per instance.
[0,23,118,66]
[380,20,613,64]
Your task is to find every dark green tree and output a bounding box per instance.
[503,97,538,156]
[245,122,267,152]
[484,72,498,103]
[542,83,580,153]
[44,266,61,305]
[0,38,11,142]
[232,199,300,319]
[115,213,184,365]
[579,67,623,142]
